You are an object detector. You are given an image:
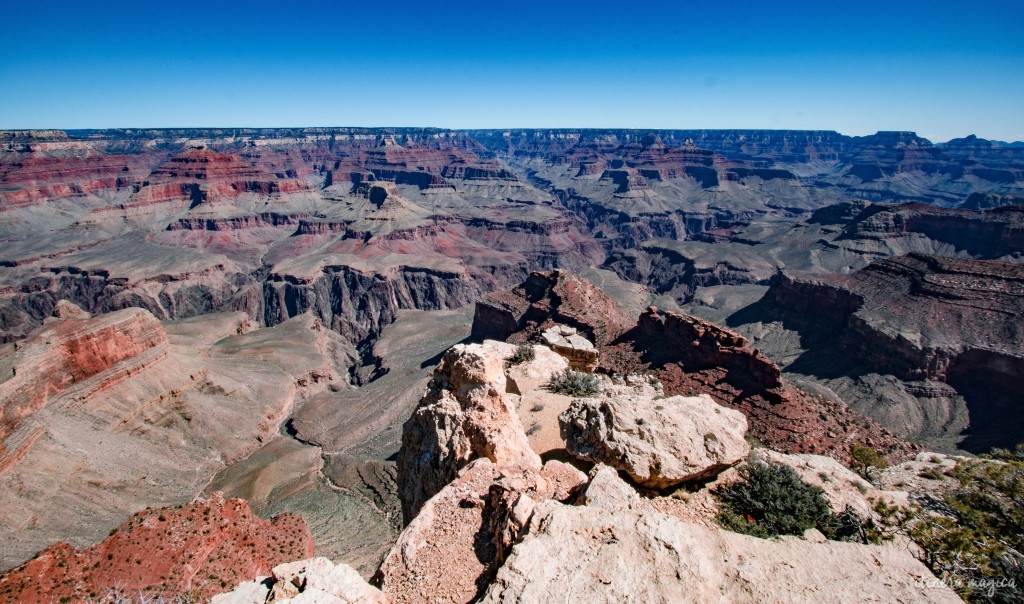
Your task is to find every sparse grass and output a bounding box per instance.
[530,403,545,413]
[544,369,600,397]
[526,422,542,436]
[505,344,535,367]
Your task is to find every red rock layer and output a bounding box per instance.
[0,307,167,470]
[0,495,313,603]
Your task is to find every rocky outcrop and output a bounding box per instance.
[470,271,631,346]
[472,272,914,463]
[377,335,957,603]
[632,309,786,397]
[0,494,313,604]
[479,496,959,604]
[212,557,385,604]
[539,325,598,372]
[838,202,1024,259]
[559,393,749,488]
[396,341,541,522]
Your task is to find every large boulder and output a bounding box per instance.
[397,341,542,523]
[540,325,599,372]
[560,393,749,488]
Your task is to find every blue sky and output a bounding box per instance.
[2,0,1022,141]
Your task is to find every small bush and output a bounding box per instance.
[850,444,889,479]
[506,344,535,367]
[544,369,600,397]
[863,445,1024,602]
[716,461,834,538]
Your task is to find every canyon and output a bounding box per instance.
[1,127,1023,601]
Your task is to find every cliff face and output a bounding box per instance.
[264,265,482,362]
[839,202,1024,259]
[759,253,1024,451]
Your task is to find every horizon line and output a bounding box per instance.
[2,126,1019,145]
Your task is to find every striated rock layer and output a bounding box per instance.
[0,305,167,471]
[0,308,345,571]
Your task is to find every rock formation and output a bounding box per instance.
[837,202,1024,259]
[0,309,347,571]
[374,332,956,603]
[560,393,749,488]
[755,252,1024,451]
[212,557,385,604]
[0,305,168,472]
[396,341,541,522]
[539,325,598,372]
[473,271,914,463]
[0,494,312,603]
[471,270,631,347]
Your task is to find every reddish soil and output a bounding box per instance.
[0,494,312,603]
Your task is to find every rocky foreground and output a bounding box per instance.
[206,337,959,603]
[0,303,968,602]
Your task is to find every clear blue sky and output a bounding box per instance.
[2,0,1023,142]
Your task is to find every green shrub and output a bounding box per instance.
[863,445,1024,602]
[506,343,536,367]
[850,444,889,479]
[716,461,834,538]
[544,369,600,397]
